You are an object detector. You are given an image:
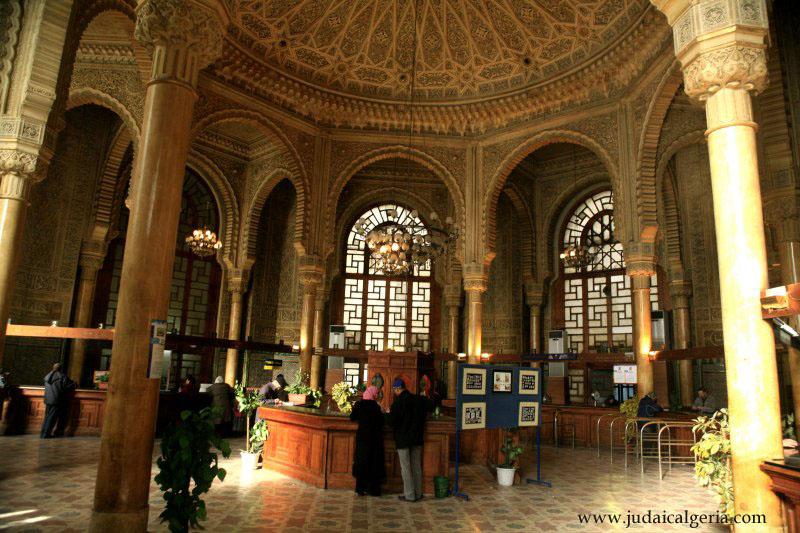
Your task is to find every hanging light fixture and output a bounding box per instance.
[356,1,457,276]
[185,202,222,257]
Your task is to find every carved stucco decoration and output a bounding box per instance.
[482,126,619,261]
[327,142,466,260]
[213,7,669,134]
[69,67,145,127]
[230,0,646,101]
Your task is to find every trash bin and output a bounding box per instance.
[434,475,450,498]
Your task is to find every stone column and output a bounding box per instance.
[90,1,226,530]
[311,286,328,391]
[526,281,544,368]
[298,255,323,386]
[627,256,656,397]
[67,249,106,383]
[444,289,461,399]
[669,280,693,407]
[463,266,487,364]
[0,160,37,366]
[651,0,783,525]
[224,270,249,386]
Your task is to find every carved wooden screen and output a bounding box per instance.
[560,190,658,353]
[342,204,432,351]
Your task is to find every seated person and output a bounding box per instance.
[259,374,289,402]
[690,388,717,415]
[637,392,664,418]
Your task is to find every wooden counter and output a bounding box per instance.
[1,386,182,436]
[761,459,800,532]
[258,405,455,493]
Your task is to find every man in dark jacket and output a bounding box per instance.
[40,363,75,439]
[389,378,430,502]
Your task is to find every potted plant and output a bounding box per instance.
[234,382,262,470]
[619,396,640,442]
[243,419,269,469]
[154,407,231,532]
[496,429,523,487]
[331,381,356,413]
[691,409,733,519]
[94,371,110,390]
[284,370,322,406]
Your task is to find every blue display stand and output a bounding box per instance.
[452,363,551,500]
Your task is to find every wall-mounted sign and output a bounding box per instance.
[148,319,167,379]
[521,352,579,362]
[613,364,637,384]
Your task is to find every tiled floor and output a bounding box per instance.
[0,435,725,532]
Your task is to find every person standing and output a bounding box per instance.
[207,376,233,435]
[349,385,385,496]
[40,363,75,439]
[389,378,430,502]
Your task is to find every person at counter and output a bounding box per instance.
[690,388,717,415]
[389,378,430,502]
[40,363,75,439]
[259,374,288,402]
[207,376,233,435]
[349,385,385,497]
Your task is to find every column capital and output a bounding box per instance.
[669,280,693,308]
[135,0,229,85]
[298,254,325,291]
[652,0,769,101]
[226,268,250,294]
[624,242,657,278]
[462,262,487,293]
[525,279,545,307]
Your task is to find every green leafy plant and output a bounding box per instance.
[249,419,269,454]
[284,371,322,406]
[96,373,109,383]
[619,396,640,441]
[691,409,733,519]
[234,382,261,453]
[331,381,356,413]
[783,413,796,440]
[498,429,524,469]
[155,407,231,533]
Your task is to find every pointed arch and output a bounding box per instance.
[635,62,684,242]
[328,145,466,260]
[483,130,619,260]
[240,169,306,264]
[186,150,240,265]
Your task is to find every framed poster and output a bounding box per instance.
[519,369,539,395]
[518,401,540,427]
[492,370,512,393]
[462,402,486,429]
[462,367,487,395]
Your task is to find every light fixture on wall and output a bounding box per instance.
[356,207,457,276]
[185,202,222,257]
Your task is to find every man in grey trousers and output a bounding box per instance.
[389,378,430,502]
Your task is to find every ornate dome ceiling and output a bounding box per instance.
[229,0,650,102]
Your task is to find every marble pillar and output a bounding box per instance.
[669,280,693,407]
[67,251,105,383]
[298,256,323,386]
[90,1,226,530]
[627,257,655,398]
[526,282,544,368]
[311,287,327,391]
[444,291,460,399]
[464,272,487,365]
[0,170,33,366]
[224,271,249,386]
[650,0,783,525]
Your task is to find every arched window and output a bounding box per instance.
[342,204,432,351]
[559,190,657,353]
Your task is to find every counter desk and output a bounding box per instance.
[257,405,455,493]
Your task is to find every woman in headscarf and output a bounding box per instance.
[349,385,386,496]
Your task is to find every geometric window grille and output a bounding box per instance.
[342,204,431,352]
[560,190,658,354]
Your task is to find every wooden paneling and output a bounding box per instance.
[259,406,454,492]
[2,387,106,436]
[761,461,800,532]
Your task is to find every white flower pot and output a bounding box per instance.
[240,450,260,471]
[496,467,516,487]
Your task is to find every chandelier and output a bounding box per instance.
[185,226,222,257]
[560,243,597,271]
[356,208,457,276]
